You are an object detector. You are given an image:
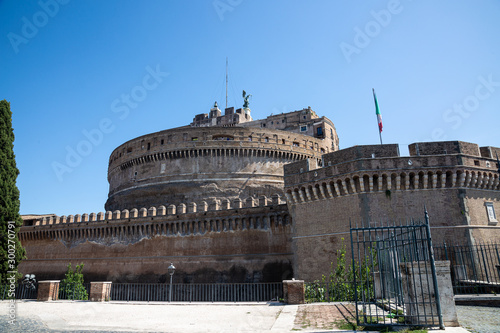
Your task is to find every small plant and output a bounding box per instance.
[333,319,358,330]
[304,238,377,303]
[59,263,88,300]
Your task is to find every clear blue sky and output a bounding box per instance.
[1,0,499,216]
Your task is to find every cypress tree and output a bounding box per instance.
[0,100,26,284]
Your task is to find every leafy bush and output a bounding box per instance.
[59,263,88,300]
[305,238,376,302]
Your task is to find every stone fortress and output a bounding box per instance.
[19,102,500,283]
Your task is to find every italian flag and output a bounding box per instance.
[373,88,383,132]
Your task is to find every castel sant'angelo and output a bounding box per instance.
[19,100,500,283]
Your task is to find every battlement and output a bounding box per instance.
[22,194,286,228]
[408,141,481,156]
[284,141,500,205]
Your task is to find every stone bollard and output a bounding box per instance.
[283,279,305,304]
[90,282,112,301]
[399,260,459,327]
[37,281,60,301]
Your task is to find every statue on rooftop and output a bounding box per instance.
[242,90,252,109]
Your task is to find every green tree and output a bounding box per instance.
[60,263,88,300]
[0,100,26,284]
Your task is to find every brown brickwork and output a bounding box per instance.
[37,281,60,301]
[90,282,112,301]
[283,280,305,304]
[19,204,294,283]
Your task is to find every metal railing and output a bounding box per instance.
[0,283,38,300]
[434,242,500,294]
[110,282,283,302]
[350,215,443,329]
[58,283,91,300]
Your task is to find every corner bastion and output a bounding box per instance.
[284,141,500,281]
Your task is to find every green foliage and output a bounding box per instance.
[305,238,376,302]
[60,263,88,300]
[0,100,26,284]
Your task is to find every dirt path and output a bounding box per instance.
[293,303,356,331]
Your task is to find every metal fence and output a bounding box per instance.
[0,283,38,300]
[350,214,443,329]
[434,242,500,295]
[110,282,282,302]
[58,283,91,300]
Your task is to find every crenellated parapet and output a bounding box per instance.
[19,195,289,245]
[284,141,500,204]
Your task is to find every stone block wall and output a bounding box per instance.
[19,204,294,283]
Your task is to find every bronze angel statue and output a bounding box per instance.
[242,90,252,108]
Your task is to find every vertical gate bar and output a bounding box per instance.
[480,243,490,284]
[350,222,360,326]
[420,224,434,325]
[495,244,500,281]
[367,224,380,322]
[484,243,494,286]
[424,208,444,329]
[411,224,426,324]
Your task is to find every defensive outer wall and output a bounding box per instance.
[19,195,293,283]
[284,141,500,281]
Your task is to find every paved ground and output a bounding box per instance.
[0,300,476,333]
[456,306,500,333]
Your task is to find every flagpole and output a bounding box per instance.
[373,88,383,145]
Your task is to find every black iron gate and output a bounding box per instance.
[350,210,444,329]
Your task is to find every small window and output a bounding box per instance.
[127,147,133,153]
[474,160,480,166]
[303,115,306,119]
[147,142,151,150]
[282,139,286,144]
[264,137,269,142]
[271,121,273,125]
[317,127,323,136]
[320,148,325,153]
[213,135,234,141]
[282,119,285,123]
[485,202,498,225]
[293,142,299,147]
[262,123,266,127]
[161,139,164,145]
[192,137,198,141]
[248,136,252,141]
[134,171,138,176]
[301,126,307,132]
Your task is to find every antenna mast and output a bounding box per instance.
[225,57,228,109]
